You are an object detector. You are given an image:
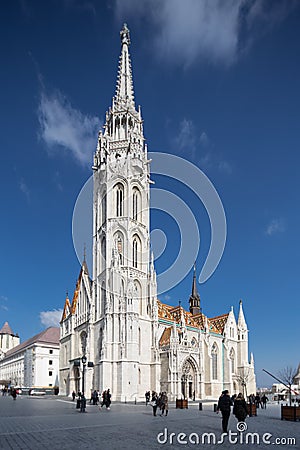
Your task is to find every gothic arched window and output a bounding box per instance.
[138,327,141,355]
[230,348,235,373]
[134,280,142,315]
[132,187,141,221]
[132,235,141,269]
[211,343,218,380]
[115,183,124,217]
[101,281,105,315]
[101,237,106,269]
[114,232,124,265]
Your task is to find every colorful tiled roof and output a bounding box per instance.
[157,299,228,335]
[159,327,172,347]
[209,313,229,334]
[61,263,91,322]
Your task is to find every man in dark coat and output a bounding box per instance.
[217,390,233,433]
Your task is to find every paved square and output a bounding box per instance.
[0,397,299,449]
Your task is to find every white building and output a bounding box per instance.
[59,24,256,401]
[0,327,59,389]
[0,322,20,359]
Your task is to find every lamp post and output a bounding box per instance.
[81,355,87,412]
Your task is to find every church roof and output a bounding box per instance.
[159,327,172,347]
[4,327,59,358]
[0,322,15,335]
[157,299,227,335]
[209,313,229,334]
[61,262,91,322]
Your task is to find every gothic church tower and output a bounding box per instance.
[92,24,159,401]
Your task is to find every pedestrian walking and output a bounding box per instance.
[151,391,158,416]
[261,394,268,409]
[217,390,233,434]
[105,389,111,410]
[72,391,76,401]
[160,392,169,416]
[80,394,86,412]
[11,389,17,400]
[145,390,150,405]
[233,393,248,424]
[255,394,261,409]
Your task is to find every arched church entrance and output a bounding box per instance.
[73,366,80,393]
[181,358,197,399]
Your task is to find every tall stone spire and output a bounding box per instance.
[114,23,135,111]
[237,299,248,331]
[189,265,201,315]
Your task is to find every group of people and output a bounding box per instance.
[72,389,111,411]
[149,391,169,417]
[248,393,268,408]
[217,390,248,434]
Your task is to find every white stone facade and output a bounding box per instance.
[0,327,59,389]
[59,24,256,401]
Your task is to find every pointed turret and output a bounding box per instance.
[114,23,135,111]
[0,321,14,335]
[237,299,248,331]
[189,265,201,315]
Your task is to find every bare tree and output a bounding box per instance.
[279,366,298,406]
[235,367,252,399]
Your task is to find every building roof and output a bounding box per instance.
[4,327,59,358]
[0,321,15,335]
[61,262,91,322]
[157,299,229,339]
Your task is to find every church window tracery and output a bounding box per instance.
[211,343,218,380]
[115,183,124,217]
[132,235,141,268]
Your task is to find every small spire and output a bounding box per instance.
[83,243,86,263]
[114,23,135,110]
[189,264,201,315]
[120,23,130,46]
[237,299,248,331]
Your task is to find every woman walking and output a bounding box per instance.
[233,393,248,424]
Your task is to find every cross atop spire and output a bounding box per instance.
[114,23,135,111]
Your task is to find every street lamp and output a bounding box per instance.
[80,355,87,413]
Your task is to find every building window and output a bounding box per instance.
[49,349,53,354]
[49,360,53,365]
[132,188,140,221]
[230,348,235,373]
[132,235,141,269]
[115,183,124,217]
[211,343,218,380]
[49,371,53,377]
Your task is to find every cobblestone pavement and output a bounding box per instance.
[0,397,299,449]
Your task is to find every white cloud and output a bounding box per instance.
[114,0,297,67]
[175,119,196,154]
[38,89,100,167]
[0,295,8,311]
[265,218,286,236]
[218,160,232,175]
[19,179,30,202]
[174,119,232,174]
[39,309,63,328]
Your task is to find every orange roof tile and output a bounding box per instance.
[157,299,227,335]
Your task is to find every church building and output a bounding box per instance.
[59,24,256,401]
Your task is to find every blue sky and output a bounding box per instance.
[0,0,299,387]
